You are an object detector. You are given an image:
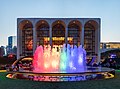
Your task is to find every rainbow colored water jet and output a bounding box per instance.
[33,44,87,73]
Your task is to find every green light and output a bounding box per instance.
[60,63,66,70]
[116,70,120,72]
[60,51,67,71]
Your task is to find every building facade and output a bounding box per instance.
[100,42,120,49]
[8,36,17,48]
[100,42,120,59]
[17,18,101,62]
[7,36,17,54]
[0,46,5,57]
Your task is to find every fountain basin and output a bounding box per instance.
[6,67,115,82]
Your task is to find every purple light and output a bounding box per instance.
[33,44,87,73]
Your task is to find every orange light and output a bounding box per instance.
[26,21,29,23]
[52,37,65,41]
[44,63,49,69]
[67,37,73,41]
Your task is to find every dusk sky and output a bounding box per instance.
[0,0,120,46]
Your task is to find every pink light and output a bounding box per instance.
[33,44,86,73]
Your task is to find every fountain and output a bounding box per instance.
[6,44,115,82]
[33,44,86,73]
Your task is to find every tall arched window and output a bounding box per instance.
[19,20,33,56]
[68,20,81,46]
[52,20,65,46]
[84,20,98,56]
[36,20,49,46]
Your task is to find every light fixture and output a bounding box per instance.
[26,21,29,23]
[88,21,91,23]
[73,21,75,23]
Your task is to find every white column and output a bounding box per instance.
[97,27,101,63]
[33,27,37,54]
[50,25,52,46]
[65,27,68,44]
[17,27,20,59]
[81,26,84,46]
[95,27,100,63]
[17,27,22,59]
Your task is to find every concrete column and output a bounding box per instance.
[17,27,20,59]
[17,27,22,59]
[33,27,37,54]
[95,26,100,63]
[81,25,84,46]
[50,25,52,46]
[65,27,68,44]
[97,27,101,63]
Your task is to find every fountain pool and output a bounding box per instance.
[6,44,115,82]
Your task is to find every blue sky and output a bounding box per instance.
[0,0,120,46]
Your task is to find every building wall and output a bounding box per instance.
[100,42,120,49]
[7,36,17,54]
[17,18,101,62]
[0,46,5,57]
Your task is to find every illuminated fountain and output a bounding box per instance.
[33,44,86,73]
[6,44,115,82]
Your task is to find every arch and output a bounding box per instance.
[19,20,33,56]
[84,20,98,30]
[68,20,82,46]
[52,20,66,27]
[35,20,50,46]
[52,20,66,46]
[18,20,33,30]
[12,56,33,71]
[68,20,82,29]
[36,20,49,30]
[84,20,99,56]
